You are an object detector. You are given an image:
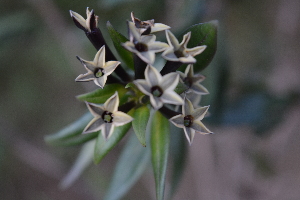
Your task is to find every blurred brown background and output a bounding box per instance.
[1,0,300,199]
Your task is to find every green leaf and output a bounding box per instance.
[59,140,95,189]
[77,83,128,104]
[107,21,134,70]
[179,20,218,72]
[104,133,151,200]
[44,113,95,146]
[168,127,187,199]
[151,111,170,200]
[132,105,150,147]
[94,109,134,164]
[174,81,189,95]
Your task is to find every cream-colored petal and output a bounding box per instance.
[151,23,170,33]
[148,42,169,52]
[138,51,155,64]
[94,45,106,67]
[140,35,156,44]
[192,106,209,121]
[160,73,179,91]
[128,21,141,42]
[86,102,105,116]
[185,64,192,76]
[180,32,191,48]
[102,123,114,139]
[183,97,194,116]
[122,42,141,55]
[69,10,87,30]
[149,95,163,110]
[161,48,180,62]
[145,65,162,86]
[104,92,119,112]
[169,114,185,128]
[113,111,133,126]
[161,91,184,105]
[83,117,104,134]
[79,59,97,72]
[103,61,120,75]
[191,120,212,135]
[75,72,95,82]
[186,45,206,57]
[178,55,196,63]
[166,30,180,49]
[183,127,195,145]
[190,84,209,95]
[94,76,107,88]
[176,71,186,81]
[134,79,152,95]
[85,8,93,32]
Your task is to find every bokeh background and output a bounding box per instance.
[1,0,300,199]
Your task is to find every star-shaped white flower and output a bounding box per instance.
[134,65,184,109]
[131,12,170,35]
[75,45,120,88]
[170,97,213,145]
[70,7,98,32]
[177,64,209,95]
[122,22,169,64]
[83,92,133,139]
[162,30,207,63]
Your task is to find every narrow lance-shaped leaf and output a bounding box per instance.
[132,105,150,147]
[77,83,128,104]
[151,111,170,200]
[59,140,96,189]
[104,132,151,200]
[107,21,134,70]
[94,109,134,164]
[44,113,94,146]
[179,20,218,73]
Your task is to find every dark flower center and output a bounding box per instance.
[151,86,163,97]
[183,115,193,127]
[135,42,148,52]
[183,77,193,87]
[174,50,185,58]
[94,68,104,78]
[102,111,113,123]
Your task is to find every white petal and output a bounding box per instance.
[183,127,195,145]
[190,84,209,95]
[185,64,192,76]
[102,123,114,139]
[180,32,191,48]
[134,79,152,95]
[145,65,162,86]
[139,51,155,64]
[69,10,87,30]
[186,45,207,57]
[161,91,184,105]
[161,48,180,62]
[122,42,138,54]
[94,76,107,88]
[128,21,141,42]
[192,106,210,121]
[83,117,104,134]
[151,23,170,33]
[103,61,120,75]
[178,55,196,63]
[104,92,119,112]
[161,73,179,91]
[94,46,106,67]
[166,30,180,49]
[113,111,133,126]
[86,102,105,116]
[78,57,96,72]
[140,35,156,44]
[75,72,95,82]
[183,97,194,116]
[148,41,169,52]
[191,121,212,135]
[149,95,163,110]
[169,114,185,128]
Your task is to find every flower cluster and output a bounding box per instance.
[70,8,213,144]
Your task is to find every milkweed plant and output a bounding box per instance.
[45,8,218,200]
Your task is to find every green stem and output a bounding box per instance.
[134,54,147,79]
[159,106,181,119]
